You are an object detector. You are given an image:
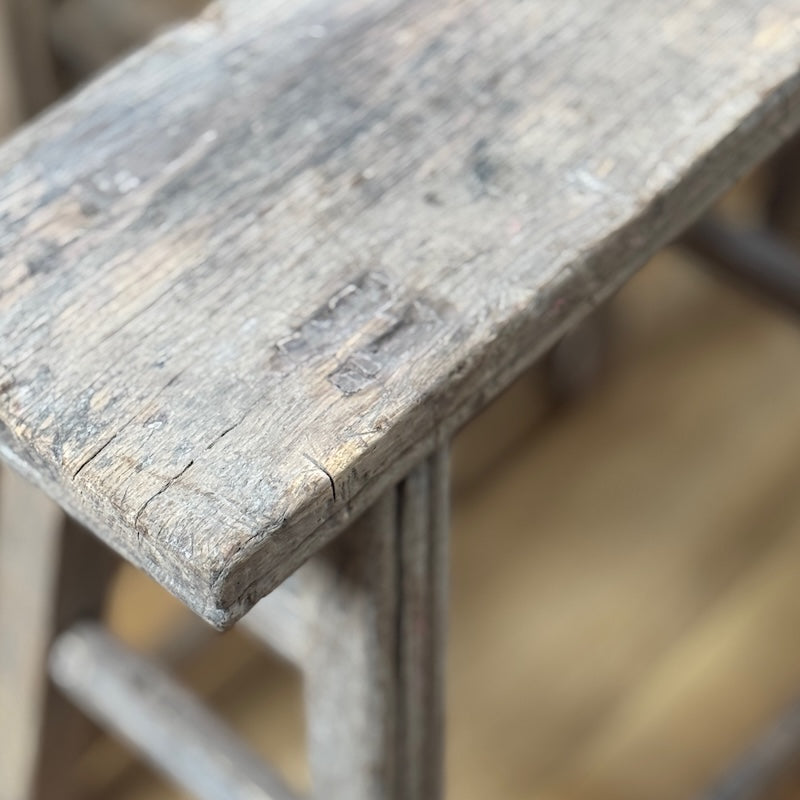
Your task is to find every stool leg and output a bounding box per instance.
[0,466,117,800]
[304,448,449,800]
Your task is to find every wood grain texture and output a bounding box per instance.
[303,449,449,800]
[49,622,298,800]
[0,0,799,626]
[0,466,116,800]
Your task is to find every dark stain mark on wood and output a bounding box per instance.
[26,240,61,277]
[0,367,15,397]
[328,299,442,395]
[277,272,393,362]
[470,137,496,191]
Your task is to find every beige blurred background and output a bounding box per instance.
[3,2,800,798]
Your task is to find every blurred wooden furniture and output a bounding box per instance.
[683,216,800,316]
[0,0,57,118]
[0,0,23,133]
[51,0,208,84]
[1,0,800,798]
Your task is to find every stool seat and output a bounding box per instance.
[0,0,799,628]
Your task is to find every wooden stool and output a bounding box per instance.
[1,1,800,798]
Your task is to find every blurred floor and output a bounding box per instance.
[72,246,800,800]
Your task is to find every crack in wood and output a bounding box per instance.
[133,459,195,540]
[72,432,119,479]
[303,452,336,502]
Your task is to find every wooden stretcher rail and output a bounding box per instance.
[49,623,299,800]
[0,0,799,626]
[684,217,800,316]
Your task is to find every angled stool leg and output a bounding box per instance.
[304,448,449,800]
[0,466,117,800]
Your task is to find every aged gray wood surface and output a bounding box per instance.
[0,466,116,800]
[303,450,448,800]
[0,0,799,626]
[49,622,299,800]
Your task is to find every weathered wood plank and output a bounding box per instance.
[0,466,116,800]
[49,622,299,800]
[303,449,449,800]
[0,0,799,626]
